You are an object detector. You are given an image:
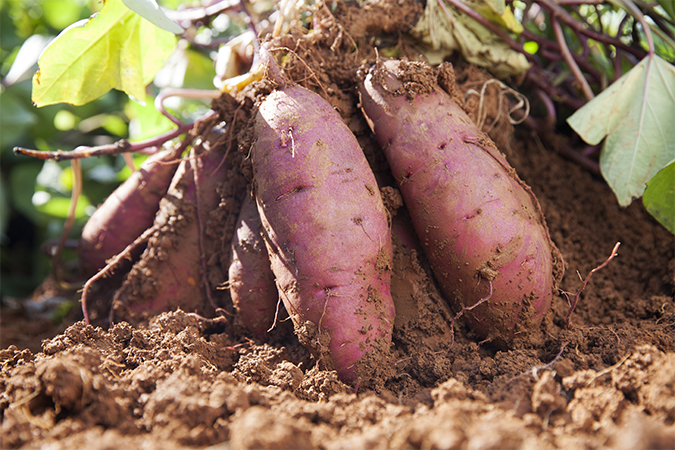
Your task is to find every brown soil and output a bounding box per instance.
[1,1,674,448]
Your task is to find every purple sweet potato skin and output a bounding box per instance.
[360,60,563,344]
[112,146,229,321]
[252,85,394,383]
[229,194,278,340]
[78,147,180,276]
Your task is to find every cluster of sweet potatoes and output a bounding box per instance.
[79,56,563,384]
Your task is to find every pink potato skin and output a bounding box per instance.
[252,85,395,383]
[111,146,229,320]
[229,194,279,340]
[360,60,563,344]
[78,147,180,276]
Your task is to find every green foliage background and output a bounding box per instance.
[2,0,121,297]
[0,0,216,298]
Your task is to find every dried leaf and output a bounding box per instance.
[409,0,529,78]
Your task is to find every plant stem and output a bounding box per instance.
[552,17,595,100]
[163,0,240,25]
[539,0,647,59]
[51,159,82,287]
[634,0,675,27]
[521,29,604,83]
[155,89,222,127]
[612,0,654,54]
[554,0,606,4]
[525,66,586,110]
[14,111,217,161]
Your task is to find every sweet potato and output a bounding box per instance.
[111,143,231,322]
[251,85,394,383]
[229,193,278,340]
[78,146,181,276]
[359,60,563,344]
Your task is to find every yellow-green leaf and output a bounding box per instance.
[126,94,175,142]
[32,0,176,107]
[463,0,523,34]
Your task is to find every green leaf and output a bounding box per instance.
[36,194,91,219]
[32,0,177,107]
[567,55,675,206]
[643,159,675,234]
[121,0,184,34]
[657,0,675,21]
[41,0,89,31]
[126,94,175,142]
[183,49,218,89]
[0,87,38,149]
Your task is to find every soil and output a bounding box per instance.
[1,1,674,448]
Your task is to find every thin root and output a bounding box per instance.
[447,279,493,350]
[564,242,620,327]
[267,295,284,333]
[464,79,530,132]
[584,353,630,387]
[268,46,330,99]
[507,341,569,384]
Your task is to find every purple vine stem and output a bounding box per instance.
[155,89,222,127]
[522,29,603,84]
[552,17,594,100]
[438,0,593,112]
[14,110,217,161]
[538,0,647,60]
[536,89,557,128]
[164,0,240,27]
[553,0,605,4]
[559,143,601,174]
